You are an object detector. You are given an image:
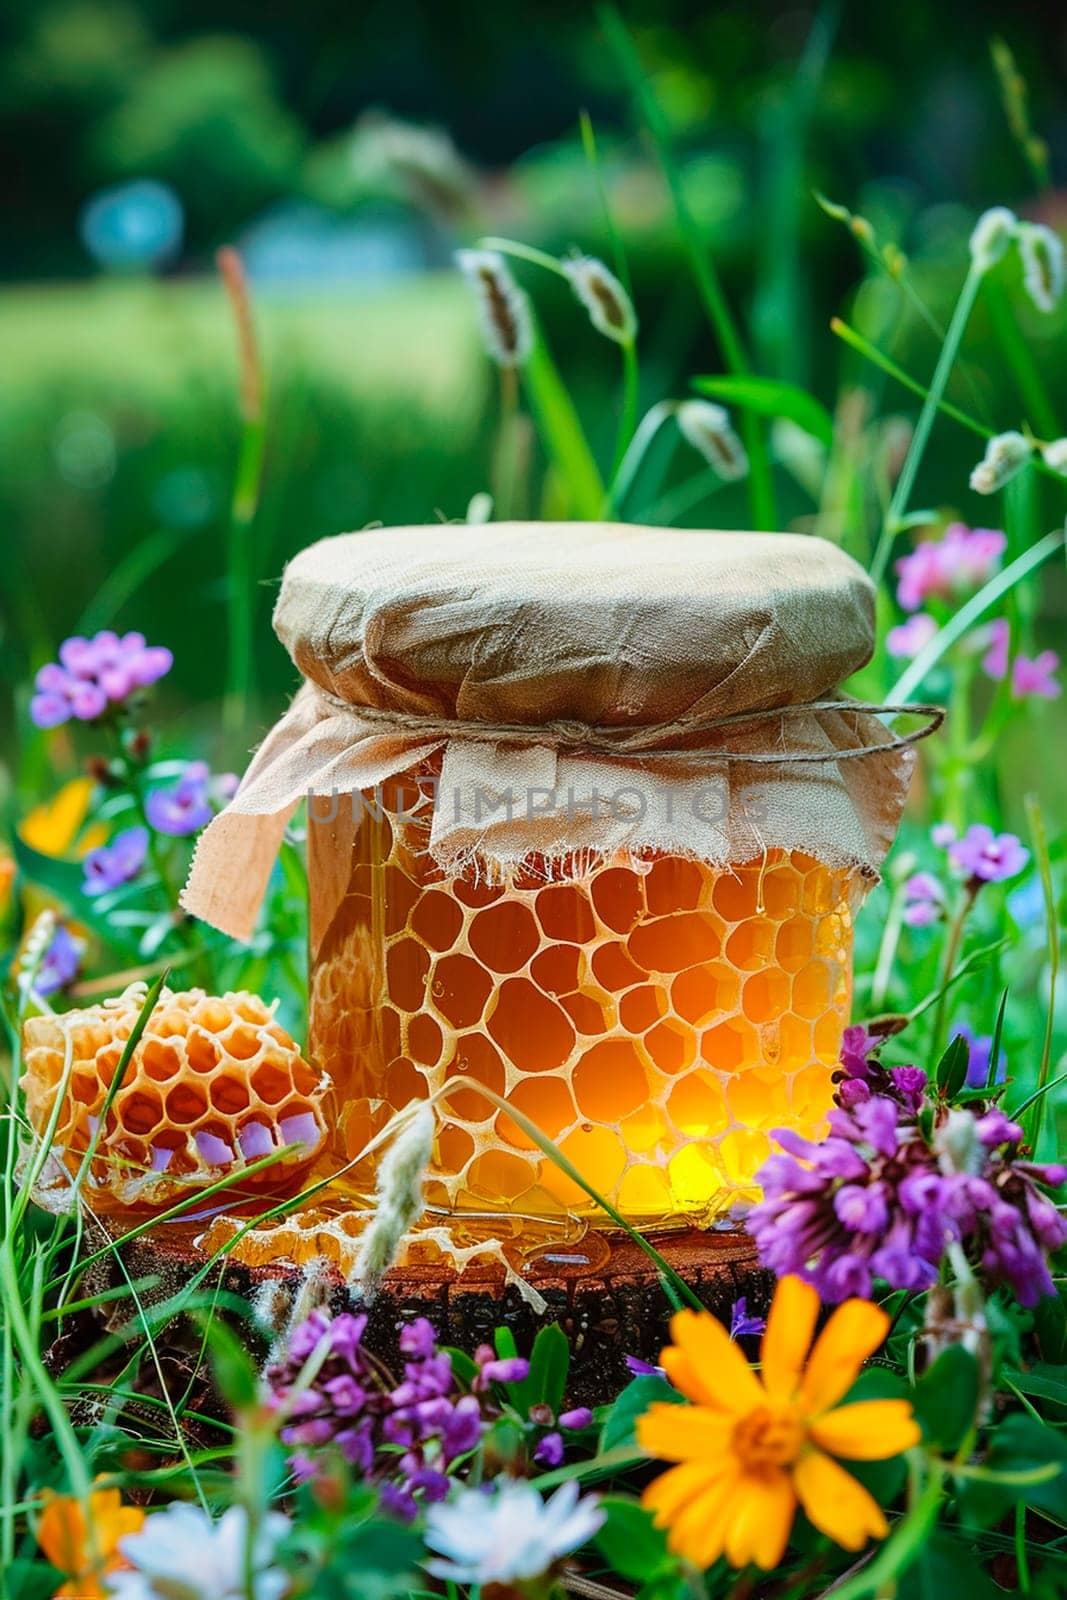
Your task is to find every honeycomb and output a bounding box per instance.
[300,765,861,1245]
[20,986,330,1213]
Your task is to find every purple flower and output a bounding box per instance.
[948,824,1029,883]
[750,1071,1067,1308]
[890,1067,929,1113]
[728,1296,766,1340]
[1012,650,1061,701]
[145,761,214,836]
[559,1407,593,1430]
[473,1345,530,1391]
[534,1431,564,1467]
[624,1355,665,1379]
[839,1025,877,1080]
[30,631,172,729]
[82,826,148,896]
[887,613,938,659]
[36,925,81,995]
[903,871,946,927]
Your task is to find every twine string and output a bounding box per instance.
[313,688,944,767]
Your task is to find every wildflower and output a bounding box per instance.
[559,1406,594,1429]
[82,826,149,896]
[107,1503,289,1600]
[266,1310,491,1513]
[947,824,1029,883]
[750,1083,1066,1307]
[35,1484,145,1599]
[729,1295,766,1339]
[472,1342,531,1391]
[638,1280,919,1569]
[37,924,81,996]
[894,523,1006,611]
[1041,437,1067,475]
[969,206,1018,273]
[1012,650,1060,700]
[982,617,1010,681]
[955,1025,1007,1090]
[886,612,937,659]
[456,249,533,368]
[969,432,1032,495]
[30,632,172,730]
[625,1354,665,1378]
[144,762,214,836]
[349,1104,434,1299]
[676,400,749,481]
[562,255,637,344]
[902,870,946,927]
[424,1479,605,1586]
[1018,222,1065,313]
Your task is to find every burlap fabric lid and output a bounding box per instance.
[182,522,918,942]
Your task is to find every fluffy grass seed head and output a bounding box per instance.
[969,206,1018,273]
[562,254,637,344]
[456,248,533,368]
[676,399,749,481]
[1042,438,1067,475]
[969,430,1032,495]
[350,1103,435,1300]
[1018,222,1066,313]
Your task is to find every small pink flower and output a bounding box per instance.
[981,618,1010,682]
[1011,650,1060,700]
[895,523,1006,611]
[931,823,957,849]
[903,871,946,926]
[887,613,938,659]
[948,824,1029,883]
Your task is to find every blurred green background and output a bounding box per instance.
[2,0,1065,774]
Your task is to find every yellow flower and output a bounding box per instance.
[20,777,107,858]
[637,1276,920,1571]
[36,1483,145,1599]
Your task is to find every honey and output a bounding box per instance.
[178,521,917,1273]
[305,764,860,1237]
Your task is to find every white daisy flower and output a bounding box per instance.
[107,1503,290,1600]
[423,1479,605,1587]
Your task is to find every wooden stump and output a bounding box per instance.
[117,1227,767,1406]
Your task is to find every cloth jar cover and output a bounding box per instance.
[182,521,914,942]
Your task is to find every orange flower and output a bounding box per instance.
[36,1484,145,1599]
[637,1276,920,1571]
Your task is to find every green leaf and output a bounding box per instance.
[691,373,834,448]
[958,1414,1067,1528]
[509,1322,570,1417]
[522,323,606,520]
[894,1533,1002,1600]
[595,1495,675,1583]
[1033,1291,1067,1365]
[1004,1363,1067,1407]
[600,1374,682,1454]
[441,1344,478,1385]
[935,1032,971,1099]
[914,1347,980,1452]
[493,1326,520,1362]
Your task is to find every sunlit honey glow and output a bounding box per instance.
[296,768,861,1253]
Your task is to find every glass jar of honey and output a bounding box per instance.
[185,522,917,1270]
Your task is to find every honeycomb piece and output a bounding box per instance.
[20,985,329,1213]
[303,765,863,1239]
